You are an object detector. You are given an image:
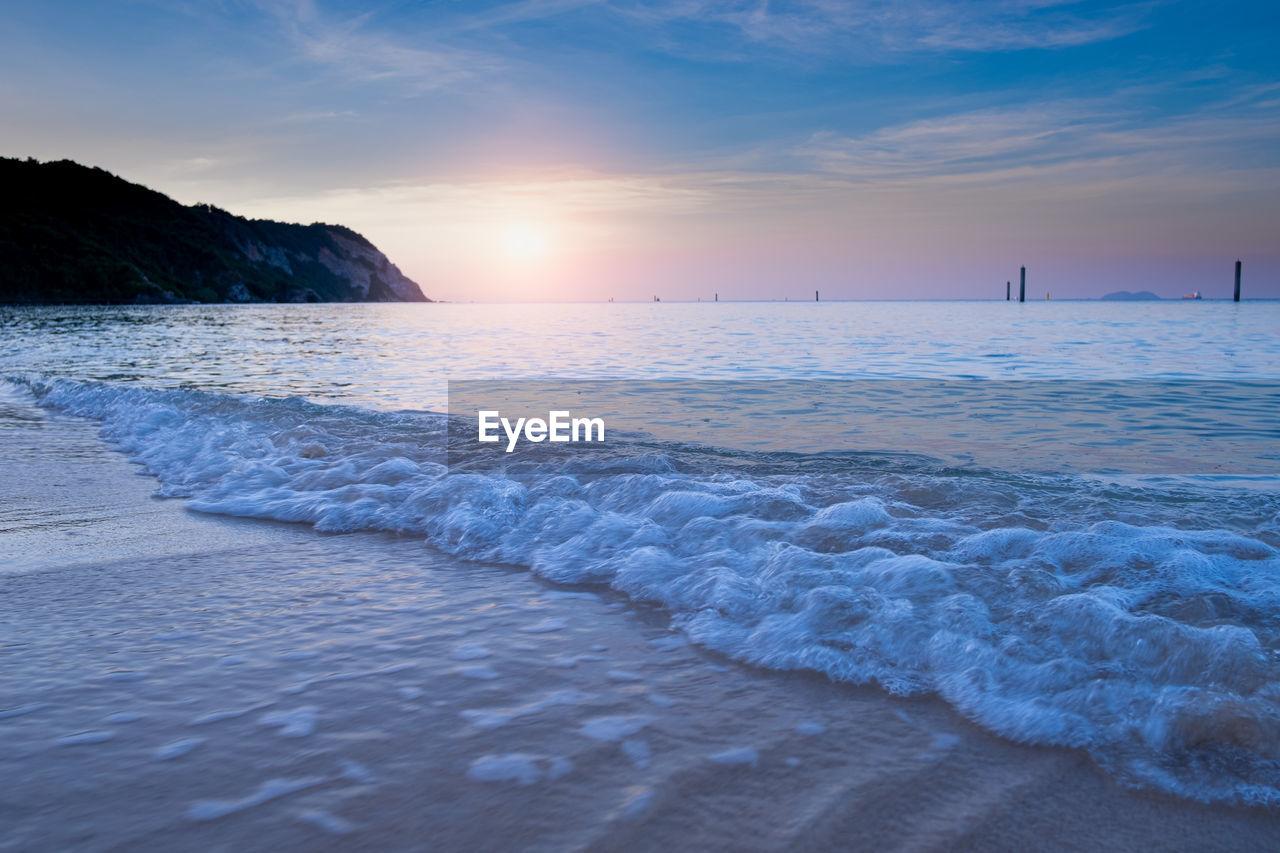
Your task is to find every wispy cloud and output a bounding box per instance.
[799,103,1122,179]
[443,0,606,33]
[247,0,1153,80]
[796,86,1280,185]
[250,0,503,92]
[909,0,1153,51]
[610,0,1151,57]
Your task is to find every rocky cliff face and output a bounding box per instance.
[0,158,430,305]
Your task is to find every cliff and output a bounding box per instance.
[0,158,430,304]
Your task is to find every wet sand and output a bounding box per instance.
[3,398,1279,852]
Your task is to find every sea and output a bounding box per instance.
[2,301,1279,851]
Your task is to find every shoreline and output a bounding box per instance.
[4,380,1280,850]
[5,297,1280,307]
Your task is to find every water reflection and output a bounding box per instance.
[3,301,1278,410]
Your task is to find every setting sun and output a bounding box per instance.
[501,224,549,261]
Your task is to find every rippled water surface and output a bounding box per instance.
[5,300,1280,818]
[5,301,1280,408]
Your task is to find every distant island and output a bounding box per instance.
[0,158,429,304]
[1100,290,1161,301]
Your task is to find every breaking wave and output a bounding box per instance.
[20,377,1280,807]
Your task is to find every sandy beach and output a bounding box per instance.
[6,0,1280,844]
[5,371,1280,852]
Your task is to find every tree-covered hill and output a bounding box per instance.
[0,158,429,304]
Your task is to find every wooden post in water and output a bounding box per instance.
[1234,260,1242,302]
[1006,281,1010,301]
[1019,267,1026,303]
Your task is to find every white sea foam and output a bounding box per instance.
[25,378,1280,806]
[338,760,374,784]
[260,707,318,737]
[186,776,327,821]
[580,715,654,742]
[606,670,642,682]
[461,689,594,730]
[709,747,759,767]
[155,737,206,761]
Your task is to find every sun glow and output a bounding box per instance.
[501,224,550,261]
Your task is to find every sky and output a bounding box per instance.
[2,0,1278,301]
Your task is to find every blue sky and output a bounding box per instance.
[2,1,1278,300]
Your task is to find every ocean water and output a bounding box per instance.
[4,300,1280,840]
[6,302,1280,407]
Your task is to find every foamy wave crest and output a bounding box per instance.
[23,378,1280,806]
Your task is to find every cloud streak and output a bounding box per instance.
[796,86,1280,185]
[251,0,503,93]
[610,0,1151,57]
[247,0,1155,89]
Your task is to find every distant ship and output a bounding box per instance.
[1182,290,1202,300]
